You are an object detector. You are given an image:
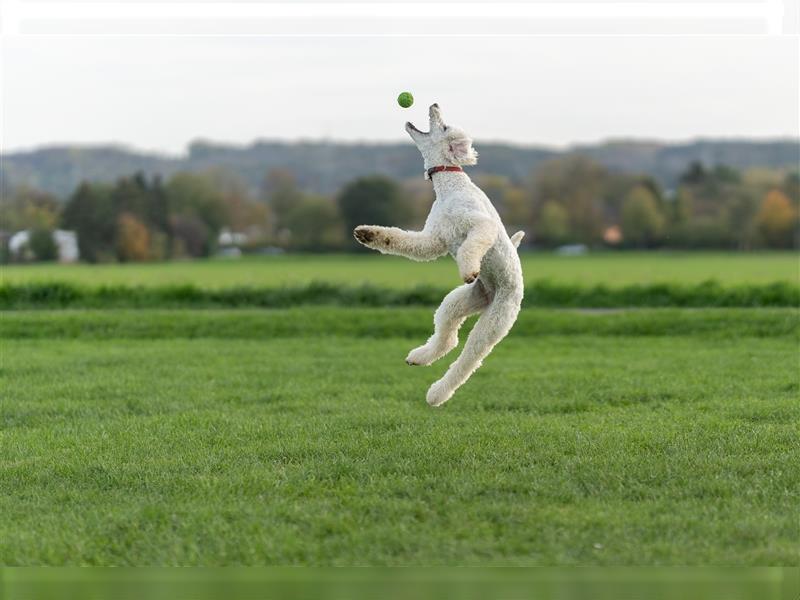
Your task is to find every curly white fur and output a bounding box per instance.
[354,104,524,407]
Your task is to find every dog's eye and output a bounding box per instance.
[442,125,448,132]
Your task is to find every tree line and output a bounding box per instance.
[2,157,797,262]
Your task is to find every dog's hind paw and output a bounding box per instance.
[406,345,434,366]
[406,335,458,367]
[426,380,454,407]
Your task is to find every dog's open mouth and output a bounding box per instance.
[406,121,426,134]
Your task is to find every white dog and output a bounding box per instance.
[354,104,524,407]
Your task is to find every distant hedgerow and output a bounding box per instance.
[0,280,797,309]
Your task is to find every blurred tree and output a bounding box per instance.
[337,176,412,248]
[149,231,169,261]
[284,196,344,251]
[727,188,761,250]
[0,186,60,231]
[535,202,569,247]
[476,175,530,232]
[711,165,741,185]
[62,182,117,262]
[261,169,303,236]
[673,162,747,248]
[170,214,211,258]
[529,157,611,245]
[637,176,663,200]
[671,189,693,226]
[206,167,271,236]
[742,167,786,190]
[755,189,797,248]
[672,217,733,249]
[112,173,153,225]
[116,212,152,261]
[401,179,435,229]
[148,175,171,257]
[166,172,228,254]
[621,185,665,248]
[782,171,800,204]
[682,164,741,217]
[502,186,532,235]
[680,161,707,185]
[28,228,58,261]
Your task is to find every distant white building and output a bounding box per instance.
[555,244,588,256]
[9,229,80,263]
[53,230,80,262]
[218,227,248,247]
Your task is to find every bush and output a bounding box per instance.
[28,228,58,262]
[337,177,412,248]
[1,280,797,310]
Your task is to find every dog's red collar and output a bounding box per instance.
[426,165,463,180]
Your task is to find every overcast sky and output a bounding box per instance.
[2,35,798,154]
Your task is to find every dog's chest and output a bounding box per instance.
[428,198,467,244]
[428,199,459,232]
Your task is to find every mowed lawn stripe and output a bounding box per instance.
[3,308,798,340]
[3,252,798,288]
[1,330,797,565]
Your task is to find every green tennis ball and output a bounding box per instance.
[397,92,414,108]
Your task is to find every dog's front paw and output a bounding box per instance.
[354,226,391,250]
[458,259,481,283]
[354,226,376,245]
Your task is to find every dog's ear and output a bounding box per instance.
[447,137,478,166]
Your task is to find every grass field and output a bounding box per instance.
[2,307,798,565]
[3,253,798,565]
[3,252,798,289]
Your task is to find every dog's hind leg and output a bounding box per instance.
[426,288,523,407]
[405,281,490,367]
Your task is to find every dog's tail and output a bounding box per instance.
[427,285,523,407]
[510,231,525,249]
